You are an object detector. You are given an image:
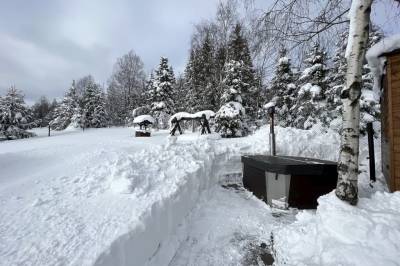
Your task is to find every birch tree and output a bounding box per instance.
[335,0,373,205]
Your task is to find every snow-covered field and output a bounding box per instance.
[1,126,399,266]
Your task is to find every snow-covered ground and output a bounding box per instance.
[1,125,399,266]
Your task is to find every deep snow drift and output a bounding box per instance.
[0,125,398,266]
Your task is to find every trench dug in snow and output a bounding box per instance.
[93,135,293,266]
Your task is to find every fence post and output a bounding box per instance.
[367,122,376,182]
[48,125,51,137]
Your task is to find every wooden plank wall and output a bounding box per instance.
[389,54,400,191]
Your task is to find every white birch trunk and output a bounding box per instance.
[336,0,373,205]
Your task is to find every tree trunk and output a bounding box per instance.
[336,0,372,205]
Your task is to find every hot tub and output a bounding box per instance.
[241,155,337,209]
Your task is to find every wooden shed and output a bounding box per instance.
[381,48,400,192]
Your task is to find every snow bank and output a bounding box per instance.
[274,191,400,266]
[366,34,400,94]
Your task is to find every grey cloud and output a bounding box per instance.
[0,0,220,103]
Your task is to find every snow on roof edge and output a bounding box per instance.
[366,34,400,95]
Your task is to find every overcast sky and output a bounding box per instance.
[0,0,222,103]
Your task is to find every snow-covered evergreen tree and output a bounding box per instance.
[326,25,383,134]
[359,25,383,134]
[227,24,260,121]
[0,86,35,140]
[291,43,328,129]
[267,47,296,127]
[151,57,175,129]
[326,30,348,129]
[50,81,81,130]
[82,81,108,128]
[215,60,248,137]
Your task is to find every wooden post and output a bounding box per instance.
[48,125,51,137]
[367,122,376,182]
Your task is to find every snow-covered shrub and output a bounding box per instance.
[215,101,247,137]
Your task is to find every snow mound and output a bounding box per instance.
[274,191,400,266]
[133,115,155,124]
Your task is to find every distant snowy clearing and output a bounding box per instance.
[0,126,398,266]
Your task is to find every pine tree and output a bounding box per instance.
[184,49,199,112]
[227,24,260,121]
[50,81,81,130]
[198,33,217,110]
[151,57,176,128]
[267,47,296,127]
[291,43,328,129]
[82,81,108,128]
[0,86,35,140]
[215,60,248,137]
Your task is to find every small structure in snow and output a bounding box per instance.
[367,35,400,192]
[169,110,215,136]
[133,115,154,137]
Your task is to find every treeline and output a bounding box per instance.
[0,0,384,140]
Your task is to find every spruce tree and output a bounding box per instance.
[151,57,176,128]
[215,60,248,137]
[291,43,328,129]
[267,47,296,127]
[198,33,217,110]
[82,81,108,128]
[50,81,81,130]
[326,31,348,129]
[0,86,35,140]
[359,25,383,134]
[326,25,383,134]
[227,24,260,121]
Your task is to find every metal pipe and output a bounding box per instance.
[268,106,276,156]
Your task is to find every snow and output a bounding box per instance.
[263,102,275,110]
[168,110,215,127]
[278,56,289,64]
[133,115,155,124]
[299,83,321,98]
[274,191,400,266]
[367,34,400,94]
[299,63,323,80]
[0,125,396,266]
[216,101,245,118]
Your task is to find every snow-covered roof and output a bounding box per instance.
[263,102,275,110]
[133,115,155,124]
[366,34,400,94]
[168,110,216,128]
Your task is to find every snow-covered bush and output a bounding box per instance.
[0,86,35,140]
[215,101,247,137]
